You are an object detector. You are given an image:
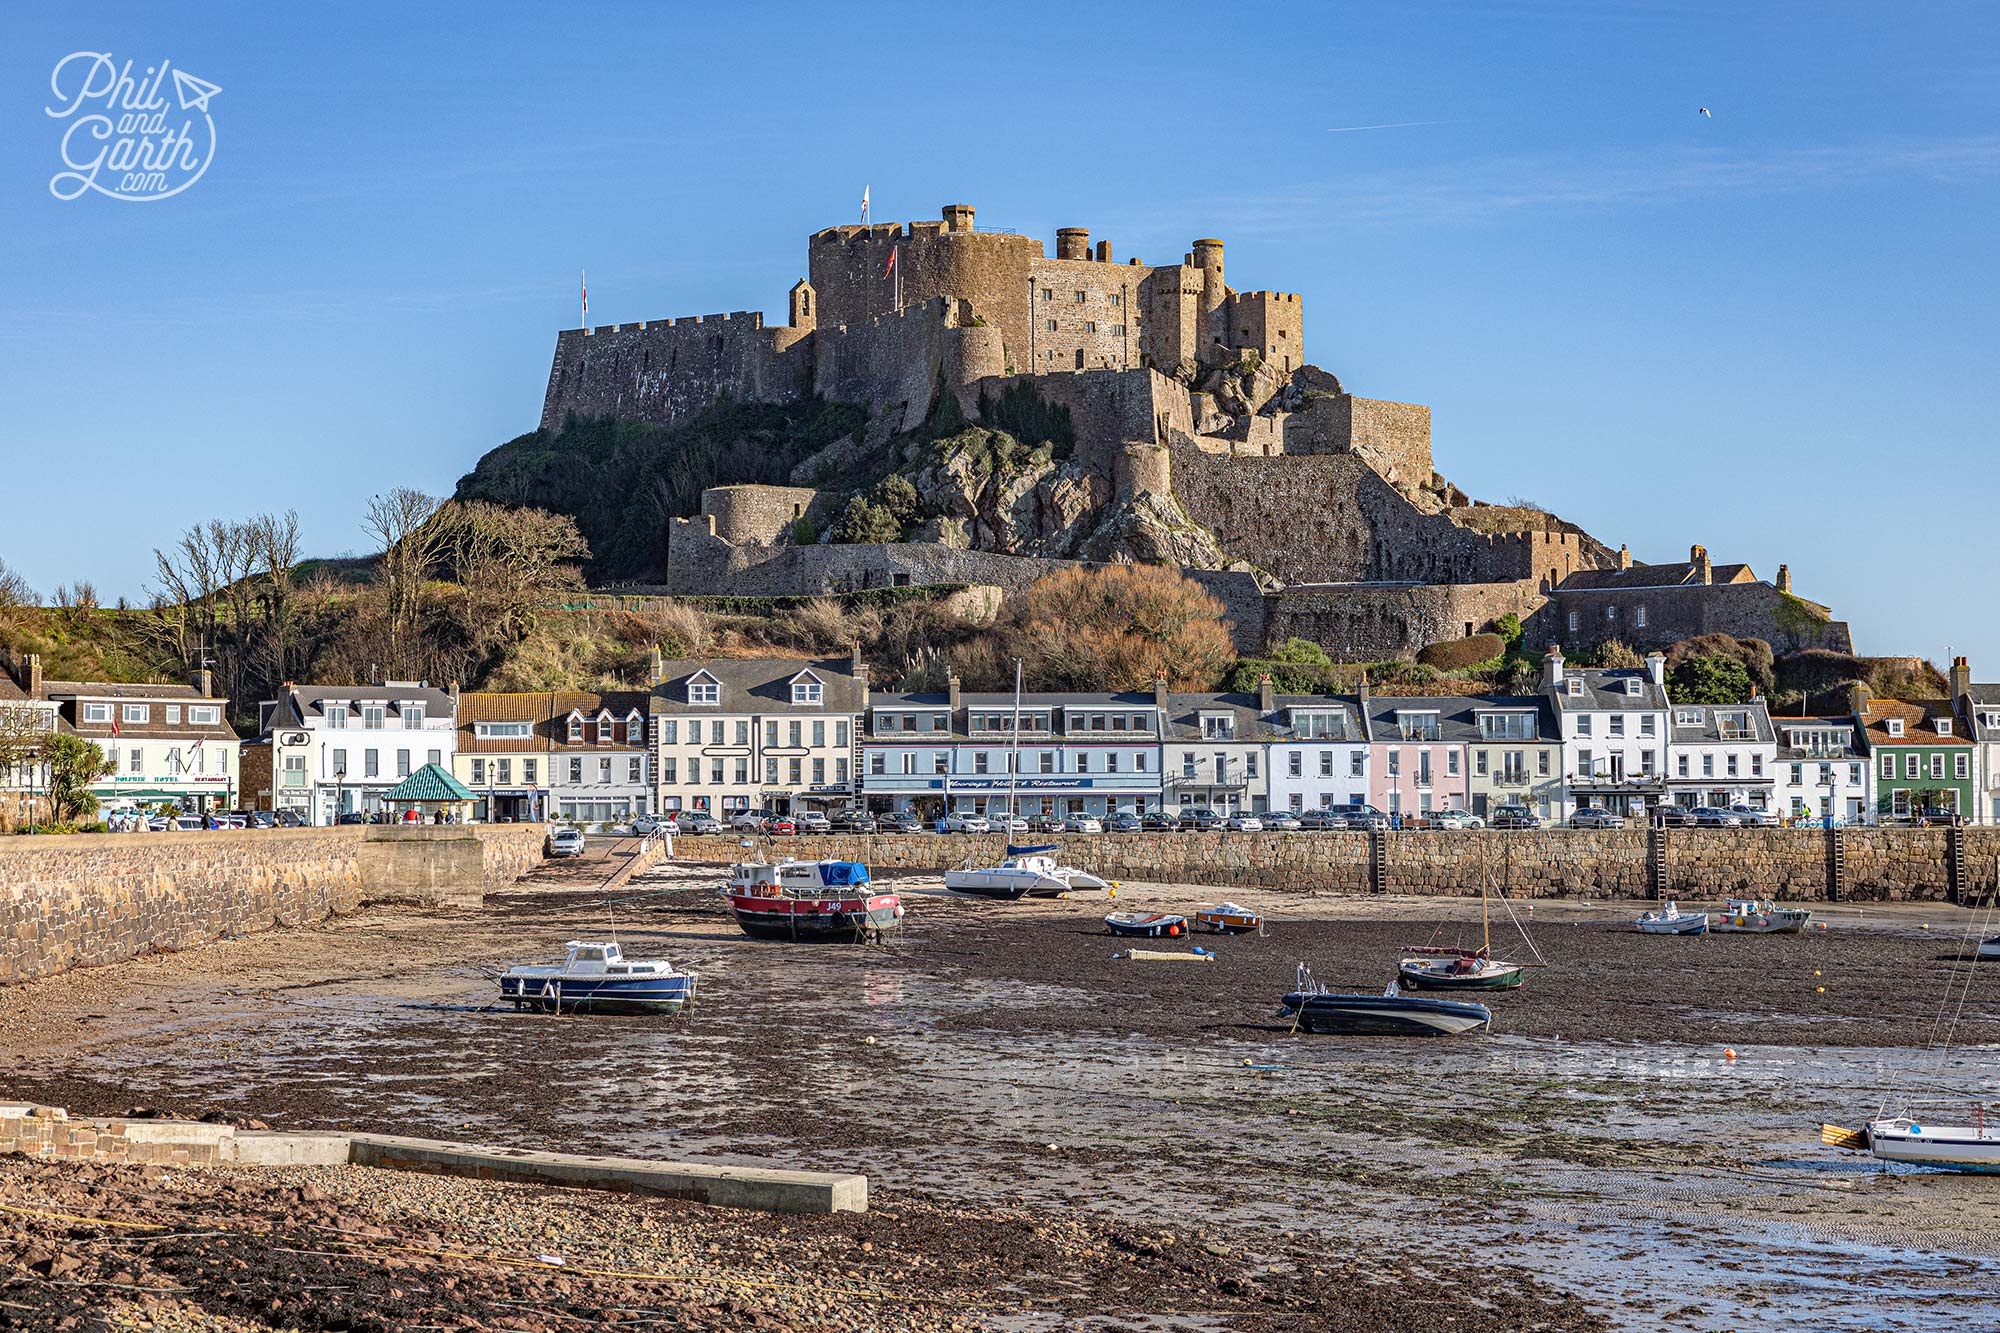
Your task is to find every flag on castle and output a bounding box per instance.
[860,184,870,226]
[883,245,896,278]
[580,270,588,327]
[885,243,899,311]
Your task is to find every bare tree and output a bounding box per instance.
[363,489,446,677]
[0,557,37,636]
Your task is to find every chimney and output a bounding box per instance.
[1775,564,1792,594]
[1847,683,1869,719]
[191,666,213,698]
[1257,672,1274,715]
[1617,544,1632,570]
[1645,651,1667,687]
[1950,655,1971,704]
[947,668,961,714]
[648,645,664,685]
[1541,645,1564,692]
[1691,544,1712,585]
[1358,669,1371,706]
[850,640,870,708]
[26,653,43,699]
[1153,669,1169,711]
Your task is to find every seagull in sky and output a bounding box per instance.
[1698,107,1712,117]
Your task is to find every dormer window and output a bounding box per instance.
[325,704,348,729]
[597,710,614,742]
[567,713,584,743]
[687,672,721,706]
[1935,719,1952,736]
[1625,679,1642,697]
[1885,719,1904,737]
[792,679,823,706]
[1566,679,1582,696]
[625,712,644,744]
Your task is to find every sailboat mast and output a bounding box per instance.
[1008,657,1023,827]
[1480,838,1490,955]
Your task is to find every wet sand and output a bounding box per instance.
[4,866,1999,1331]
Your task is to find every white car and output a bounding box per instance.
[1266,814,1303,831]
[729,812,768,830]
[1058,815,1104,834]
[1428,810,1485,830]
[794,811,832,833]
[545,827,587,857]
[1225,814,1264,832]
[941,815,992,834]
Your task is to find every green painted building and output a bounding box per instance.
[1856,696,1975,820]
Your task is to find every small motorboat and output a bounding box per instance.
[1279,965,1490,1036]
[725,859,904,943]
[1981,936,2000,961]
[1709,898,1812,934]
[1194,902,1263,934]
[1636,902,1708,935]
[944,845,1110,899]
[1105,911,1187,938]
[498,941,696,1014]
[1824,1108,2000,1173]
[1397,946,1525,991]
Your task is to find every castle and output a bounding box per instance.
[538,202,1852,663]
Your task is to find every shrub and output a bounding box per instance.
[1666,633,1774,694]
[1669,654,1754,704]
[1417,634,1505,672]
[1006,565,1233,691]
[1577,639,1642,669]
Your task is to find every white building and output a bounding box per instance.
[259,682,459,823]
[453,690,652,824]
[1263,692,1371,814]
[1543,648,1671,818]
[1162,691,1275,816]
[1769,715,1871,824]
[652,657,863,819]
[45,671,240,816]
[1664,700,1779,813]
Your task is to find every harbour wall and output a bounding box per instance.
[671,828,2000,902]
[0,825,547,985]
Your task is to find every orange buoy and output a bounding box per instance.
[1723,1048,1737,1060]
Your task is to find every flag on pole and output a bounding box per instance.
[110,713,120,738]
[884,245,897,278]
[581,270,588,327]
[861,185,870,226]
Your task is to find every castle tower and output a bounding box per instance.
[1057,228,1090,260]
[1192,238,1227,338]
[942,203,975,233]
[788,279,816,332]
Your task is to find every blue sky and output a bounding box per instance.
[3,2,1996,669]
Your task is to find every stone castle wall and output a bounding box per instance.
[670,828,1998,901]
[1536,581,1856,656]
[1265,580,1539,661]
[1282,395,1433,488]
[702,485,822,546]
[0,826,546,985]
[809,221,1041,376]
[540,314,809,431]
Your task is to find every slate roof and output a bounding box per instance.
[1272,694,1369,743]
[1360,695,1487,744]
[1965,685,2000,742]
[1162,692,1283,743]
[1856,698,1973,748]
[1667,701,1776,744]
[381,763,477,803]
[1770,716,1865,761]
[653,658,867,713]
[1558,561,1755,591]
[1548,667,1671,712]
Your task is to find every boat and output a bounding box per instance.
[1982,936,2000,961]
[498,941,696,1014]
[1823,1107,2000,1173]
[1709,898,1812,934]
[1636,901,1709,935]
[1104,911,1187,938]
[945,845,1111,899]
[1279,966,1490,1037]
[1194,902,1263,934]
[1119,946,1215,962]
[1397,947,1525,991]
[724,858,904,943]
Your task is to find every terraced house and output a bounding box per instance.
[651,656,863,819]
[1664,700,1777,814]
[1949,656,1999,825]
[454,691,652,824]
[1162,688,1275,816]
[1362,694,1475,820]
[1262,687,1371,816]
[1542,647,1671,819]
[1463,696,1564,822]
[1769,715,1871,824]
[257,681,458,824]
[1855,691,1975,822]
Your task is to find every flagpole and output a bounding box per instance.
[581,269,588,329]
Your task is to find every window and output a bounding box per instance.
[1578,748,1593,776]
[1885,719,1904,737]
[471,758,486,784]
[397,750,411,778]
[870,752,886,776]
[1388,750,1401,777]
[1606,605,1618,623]
[792,679,823,706]
[1955,753,1970,780]
[1881,753,1895,778]
[1085,320,1097,334]
[1626,679,1643,697]
[1567,611,1580,633]
[1931,754,1945,780]
[975,752,989,775]
[734,758,747,784]
[659,720,678,744]
[1111,324,1126,336]
[476,722,533,739]
[789,720,802,747]
[812,757,826,783]
[1478,713,1535,741]
[836,720,850,746]
[82,703,110,723]
[1635,605,1647,628]
[1726,754,1738,777]
[1677,754,1690,777]
[570,757,584,783]
[688,680,719,705]
[1108,752,1121,774]
[1041,288,1052,301]
[765,721,778,746]
[1676,709,1702,726]
[1245,753,1257,779]
[1641,715,1657,737]
[1136,751,1148,772]
[1577,715,1593,736]
[836,757,848,783]
[689,720,702,744]
[1074,290,1086,303]
[1288,752,1302,778]
[788,758,802,784]
[765,757,778,783]
[627,717,644,744]
[1041,752,1056,774]
[1349,752,1365,777]
[1045,319,1058,332]
[1905,754,1919,779]
[568,715,584,744]
[1702,754,1714,778]
[1538,750,1552,775]
[362,706,384,729]
[812,720,825,747]
[404,704,424,729]
[1447,751,1460,777]
[166,705,181,725]
[364,750,380,778]
[1936,719,1953,736]
[1320,751,1333,777]
[122,704,149,724]
[1609,715,1625,737]
[710,758,723,783]
[1751,754,1763,777]
[1848,763,1861,786]
[332,748,347,777]
[936,753,950,775]
[523,760,536,785]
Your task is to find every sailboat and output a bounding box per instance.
[1822,897,2000,1172]
[944,658,1110,900]
[1397,841,1542,991]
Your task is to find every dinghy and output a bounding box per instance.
[499,941,696,1014]
[1709,898,1812,934]
[1194,902,1263,934]
[1104,911,1187,938]
[1636,902,1708,935]
[1279,965,1491,1036]
[725,858,904,943]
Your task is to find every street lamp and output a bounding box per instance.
[333,767,345,825]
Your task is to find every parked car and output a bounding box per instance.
[767,816,798,835]
[1652,805,1696,828]
[1265,813,1303,831]
[794,810,832,834]
[1108,813,1144,833]
[989,815,1030,835]
[941,814,991,834]
[1325,804,1390,830]
[1141,812,1182,832]
[1426,809,1484,830]
[1057,815,1104,834]
[334,811,368,826]
[681,814,725,835]
[1225,814,1264,832]
[1491,805,1542,829]
[1184,809,1226,832]
[1690,807,1742,827]
[882,813,926,834]
[545,827,586,857]
[830,810,878,834]
[1728,805,1774,827]
[1569,807,1626,830]
[273,809,306,827]
[728,812,767,831]
[1295,810,1342,831]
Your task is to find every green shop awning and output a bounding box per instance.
[381,763,477,803]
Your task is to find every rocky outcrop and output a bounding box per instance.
[1077,490,1242,569]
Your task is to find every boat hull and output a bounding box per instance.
[498,974,696,1014]
[942,872,1038,900]
[727,892,904,942]
[1636,916,1708,935]
[1710,914,1811,934]
[1105,912,1186,938]
[1280,991,1491,1036]
[1397,960,1524,991]
[1868,1120,2000,1173]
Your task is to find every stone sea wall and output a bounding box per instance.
[671,829,2000,903]
[0,825,548,986]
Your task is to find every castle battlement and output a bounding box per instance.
[575,310,766,336]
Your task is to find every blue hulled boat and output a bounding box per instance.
[1279,965,1490,1036]
[499,941,697,1014]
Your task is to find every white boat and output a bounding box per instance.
[945,846,1110,899]
[1710,898,1812,934]
[1825,1110,2000,1173]
[1635,901,1708,935]
[498,941,696,1014]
